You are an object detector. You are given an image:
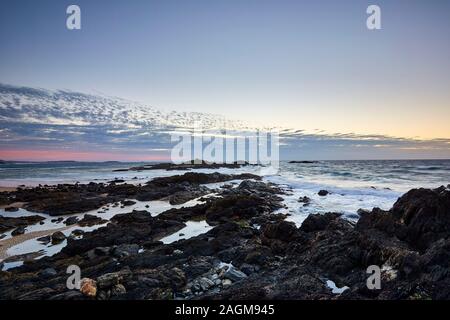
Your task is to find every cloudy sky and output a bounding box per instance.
[0,0,449,161]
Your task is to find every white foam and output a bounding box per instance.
[326,279,349,294]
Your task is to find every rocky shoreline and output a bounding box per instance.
[0,172,449,300]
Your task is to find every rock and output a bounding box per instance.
[0,215,45,233]
[298,196,311,205]
[94,247,111,256]
[64,216,79,226]
[37,235,51,244]
[111,284,127,296]
[51,231,66,244]
[391,186,450,249]
[223,266,247,282]
[78,214,107,227]
[11,226,25,236]
[4,207,19,212]
[112,244,140,258]
[96,268,132,289]
[300,212,341,232]
[240,263,259,275]
[39,268,57,278]
[109,179,125,184]
[80,278,97,297]
[199,277,215,291]
[121,200,136,206]
[318,190,329,196]
[262,220,298,241]
[49,291,84,300]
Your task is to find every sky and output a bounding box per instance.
[0,0,449,161]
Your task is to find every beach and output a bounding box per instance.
[0,160,449,300]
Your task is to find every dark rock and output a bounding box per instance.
[262,220,298,242]
[51,231,66,244]
[96,268,132,289]
[4,206,19,212]
[318,190,329,196]
[223,266,247,282]
[39,268,57,278]
[37,235,51,244]
[11,226,25,236]
[298,196,311,205]
[121,200,136,206]
[300,212,341,232]
[112,244,140,258]
[94,247,111,256]
[64,216,79,226]
[0,215,45,233]
[78,214,107,227]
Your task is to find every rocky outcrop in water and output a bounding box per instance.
[0,172,260,216]
[113,161,251,172]
[0,215,45,233]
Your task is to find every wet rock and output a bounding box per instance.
[0,215,45,233]
[391,186,450,250]
[64,216,79,226]
[199,277,215,291]
[109,179,125,184]
[4,207,18,212]
[119,161,250,172]
[11,226,25,236]
[240,263,259,275]
[49,291,84,300]
[39,267,57,278]
[94,247,111,256]
[121,200,136,206]
[318,190,329,196]
[300,212,341,232]
[262,220,298,242]
[71,229,84,237]
[51,231,66,244]
[37,235,51,244]
[78,214,107,227]
[223,266,247,282]
[298,196,311,205]
[96,268,132,289]
[111,284,127,297]
[112,244,140,258]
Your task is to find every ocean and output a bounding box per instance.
[1,159,449,226]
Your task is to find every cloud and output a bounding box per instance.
[1,83,450,160]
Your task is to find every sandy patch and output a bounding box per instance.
[0,226,69,261]
[0,187,17,193]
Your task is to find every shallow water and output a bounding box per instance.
[0,194,211,269]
